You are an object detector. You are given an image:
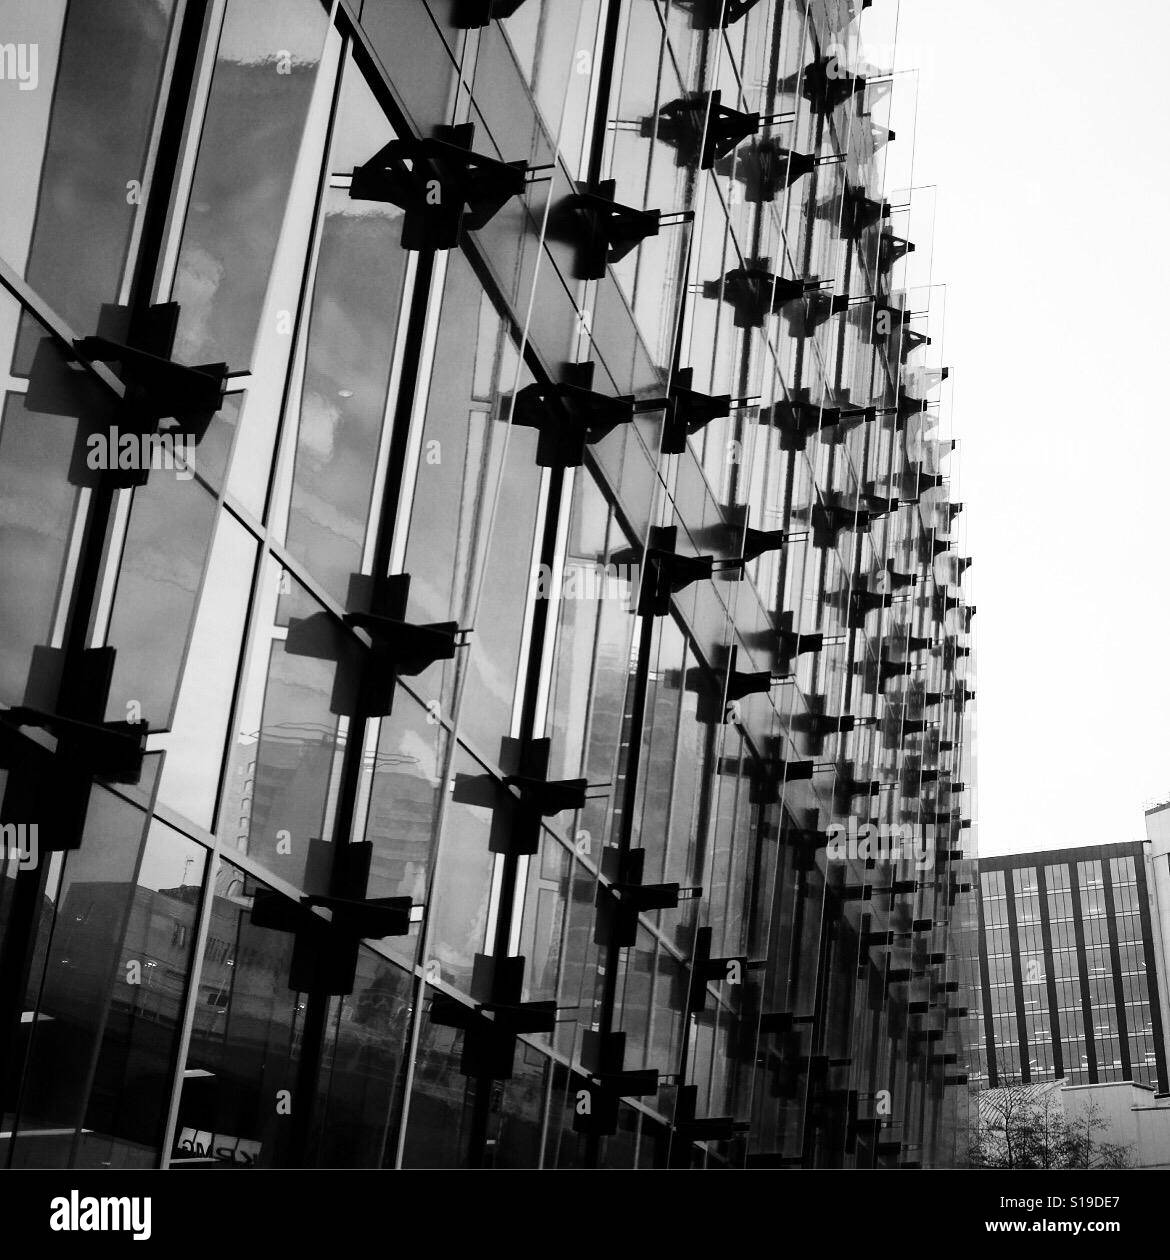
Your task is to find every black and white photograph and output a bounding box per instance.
[0,0,1160,1237]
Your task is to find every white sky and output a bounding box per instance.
[886,0,1170,855]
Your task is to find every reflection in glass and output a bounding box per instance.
[0,381,82,707]
[103,475,219,728]
[172,0,329,369]
[283,189,407,606]
[10,803,204,1169]
[361,694,448,969]
[156,513,257,830]
[173,862,300,1168]
[222,573,346,892]
[10,0,177,372]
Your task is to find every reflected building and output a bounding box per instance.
[0,0,976,1168]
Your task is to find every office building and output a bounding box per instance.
[974,844,1167,1093]
[0,0,975,1167]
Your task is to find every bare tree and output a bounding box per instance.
[968,1080,1133,1170]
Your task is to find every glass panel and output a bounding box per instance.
[221,569,348,892]
[361,692,449,970]
[0,375,82,707]
[629,616,685,881]
[358,0,459,135]
[10,797,204,1169]
[156,512,257,830]
[500,0,599,176]
[400,253,541,753]
[172,0,330,369]
[517,831,572,1006]
[172,862,302,1168]
[103,477,220,729]
[399,1008,475,1168]
[455,423,543,755]
[425,746,496,995]
[8,0,177,370]
[0,0,64,278]
[311,945,413,1168]
[280,52,409,604]
[282,187,408,605]
[491,1042,548,1167]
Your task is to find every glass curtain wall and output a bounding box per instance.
[0,0,975,1168]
